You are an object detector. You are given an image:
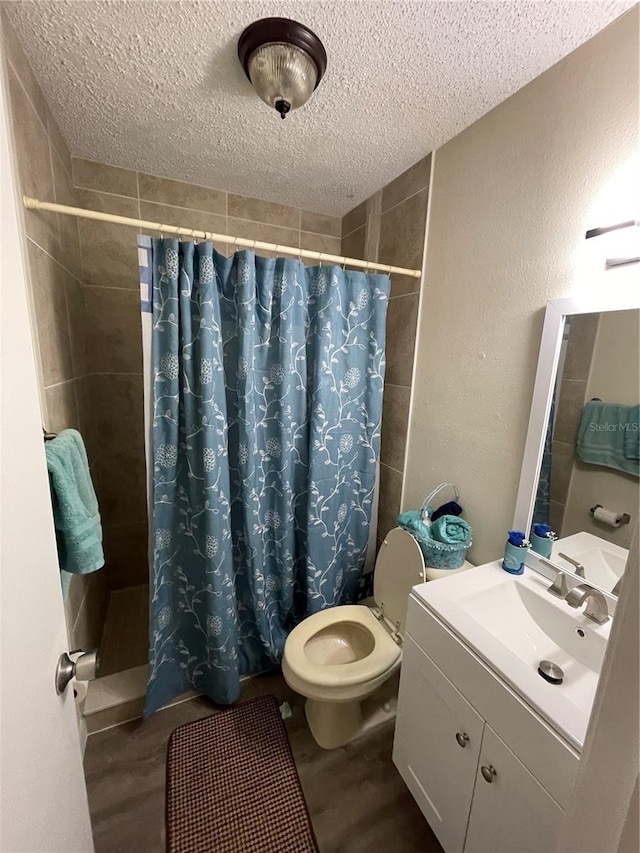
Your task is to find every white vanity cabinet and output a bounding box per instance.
[393,594,579,853]
[393,634,484,853]
[464,725,564,853]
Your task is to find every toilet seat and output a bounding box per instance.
[284,605,401,688]
[373,527,426,634]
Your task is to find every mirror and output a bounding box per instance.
[515,296,639,598]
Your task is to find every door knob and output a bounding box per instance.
[481,764,497,783]
[455,732,470,748]
[55,649,98,695]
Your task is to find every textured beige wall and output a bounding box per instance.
[404,9,639,565]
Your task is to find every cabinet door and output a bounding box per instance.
[465,725,564,853]
[393,634,484,853]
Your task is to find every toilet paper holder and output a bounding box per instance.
[590,504,631,525]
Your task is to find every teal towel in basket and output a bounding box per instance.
[398,484,471,570]
[430,515,472,546]
[45,429,105,575]
[397,510,433,544]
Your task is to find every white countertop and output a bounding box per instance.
[411,560,611,750]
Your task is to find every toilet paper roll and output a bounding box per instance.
[593,506,621,528]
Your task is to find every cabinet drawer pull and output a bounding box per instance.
[481,764,497,783]
[455,732,470,748]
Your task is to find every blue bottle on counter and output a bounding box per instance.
[530,523,557,559]
[502,530,529,575]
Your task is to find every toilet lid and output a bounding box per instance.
[373,527,425,633]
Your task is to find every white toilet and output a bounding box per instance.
[282,527,426,749]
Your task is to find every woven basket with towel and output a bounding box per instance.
[397,483,472,569]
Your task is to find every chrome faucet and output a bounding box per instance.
[539,559,568,597]
[558,552,585,579]
[565,584,610,624]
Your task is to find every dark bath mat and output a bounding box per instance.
[166,694,318,853]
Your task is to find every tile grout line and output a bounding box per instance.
[8,56,74,186]
[83,283,140,293]
[68,191,338,240]
[7,56,49,138]
[76,159,341,225]
[43,376,79,391]
[388,291,419,301]
[341,222,365,241]
[87,372,144,377]
[26,235,86,287]
[74,185,139,202]
[379,461,405,477]
[46,134,85,388]
[380,182,430,217]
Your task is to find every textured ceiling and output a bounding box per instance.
[5,0,633,215]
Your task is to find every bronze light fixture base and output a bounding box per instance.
[238,17,327,119]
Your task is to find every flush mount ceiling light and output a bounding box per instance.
[238,17,327,119]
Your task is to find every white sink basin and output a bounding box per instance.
[552,531,628,594]
[413,562,611,750]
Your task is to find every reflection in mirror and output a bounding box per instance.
[532,309,639,596]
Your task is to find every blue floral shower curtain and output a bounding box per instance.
[142,238,389,716]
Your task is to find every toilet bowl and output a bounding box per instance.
[282,527,426,749]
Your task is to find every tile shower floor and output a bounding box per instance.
[84,671,443,853]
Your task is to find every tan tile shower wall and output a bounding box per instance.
[1,11,108,649]
[342,155,431,555]
[71,157,343,589]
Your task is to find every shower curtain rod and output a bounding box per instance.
[23,196,423,278]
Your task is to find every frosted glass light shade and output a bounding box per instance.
[238,18,327,119]
[247,43,318,112]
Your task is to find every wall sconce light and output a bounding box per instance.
[586,219,640,268]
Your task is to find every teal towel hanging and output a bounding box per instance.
[623,405,639,461]
[576,401,639,477]
[45,429,105,575]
